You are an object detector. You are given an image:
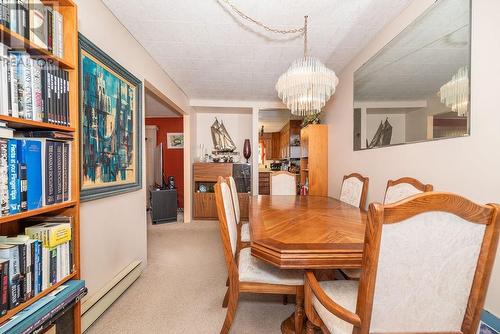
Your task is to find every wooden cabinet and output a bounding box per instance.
[193,193,218,219]
[193,163,250,220]
[261,121,302,160]
[271,132,280,159]
[300,125,328,196]
[259,172,271,195]
[194,163,232,182]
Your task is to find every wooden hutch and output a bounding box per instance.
[300,124,328,196]
[193,163,251,219]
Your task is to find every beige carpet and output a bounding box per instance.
[84,220,296,333]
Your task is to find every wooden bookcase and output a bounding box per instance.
[0,1,81,332]
[300,124,328,196]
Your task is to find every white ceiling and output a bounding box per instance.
[103,0,413,101]
[355,0,470,101]
[145,90,181,117]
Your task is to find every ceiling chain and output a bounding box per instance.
[219,0,306,34]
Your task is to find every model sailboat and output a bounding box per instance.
[211,118,237,152]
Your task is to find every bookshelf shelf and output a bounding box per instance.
[0,272,77,325]
[0,201,77,225]
[0,1,81,332]
[0,25,76,70]
[0,115,76,132]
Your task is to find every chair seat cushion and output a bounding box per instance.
[240,223,250,242]
[238,248,303,285]
[313,280,359,334]
[340,269,361,279]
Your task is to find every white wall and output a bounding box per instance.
[195,113,253,160]
[75,0,191,300]
[324,0,500,315]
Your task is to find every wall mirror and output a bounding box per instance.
[353,0,470,150]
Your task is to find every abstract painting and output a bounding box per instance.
[79,34,142,201]
[167,133,184,149]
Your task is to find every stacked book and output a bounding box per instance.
[0,43,70,125]
[0,0,65,58]
[0,125,73,216]
[0,217,73,314]
[0,280,85,334]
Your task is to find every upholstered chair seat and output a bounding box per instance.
[339,173,369,209]
[341,176,433,281]
[240,223,250,243]
[312,280,358,334]
[271,171,297,195]
[384,177,433,205]
[238,248,304,285]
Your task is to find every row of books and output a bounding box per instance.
[0,126,72,216]
[0,280,85,334]
[0,0,65,58]
[0,217,72,315]
[0,45,71,126]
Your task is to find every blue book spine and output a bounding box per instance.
[18,140,42,210]
[33,240,40,296]
[7,139,19,214]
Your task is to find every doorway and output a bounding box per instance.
[144,84,186,223]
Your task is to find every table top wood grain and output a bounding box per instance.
[249,195,367,269]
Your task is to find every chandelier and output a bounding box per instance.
[219,1,339,116]
[439,66,469,117]
[276,17,339,116]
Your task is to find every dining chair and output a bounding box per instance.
[384,176,433,204]
[215,177,305,334]
[339,173,369,208]
[227,176,289,306]
[227,176,250,245]
[271,171,297,195]
[304,192,499,334]
[342,176,434,280]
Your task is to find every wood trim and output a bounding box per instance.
[382,192,493,225]
[461,203,500,332]
[304,272,361,327]
[386,177,433,194]
[342,173,370,209]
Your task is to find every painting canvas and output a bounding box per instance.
[167,133,184,149]
[79,34,142,201]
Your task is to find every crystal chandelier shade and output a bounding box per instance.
[218,2,339,116]
[276,57,339,116]
[439,66,469,117]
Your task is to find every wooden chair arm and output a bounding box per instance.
[305,271,361,327]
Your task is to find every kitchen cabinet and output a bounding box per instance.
[259,172,271,195]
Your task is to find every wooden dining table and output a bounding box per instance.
[248,195,368,334]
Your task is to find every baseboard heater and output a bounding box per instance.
[81,260,143,332]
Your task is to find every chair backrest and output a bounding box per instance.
[214,177,238,269]
[340,173,369,208]
[271,171,296,195]
[384,177,433,204]
[227,176,241,224]
[355,192,499,334]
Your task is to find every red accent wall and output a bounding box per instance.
[145,117,184,208]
